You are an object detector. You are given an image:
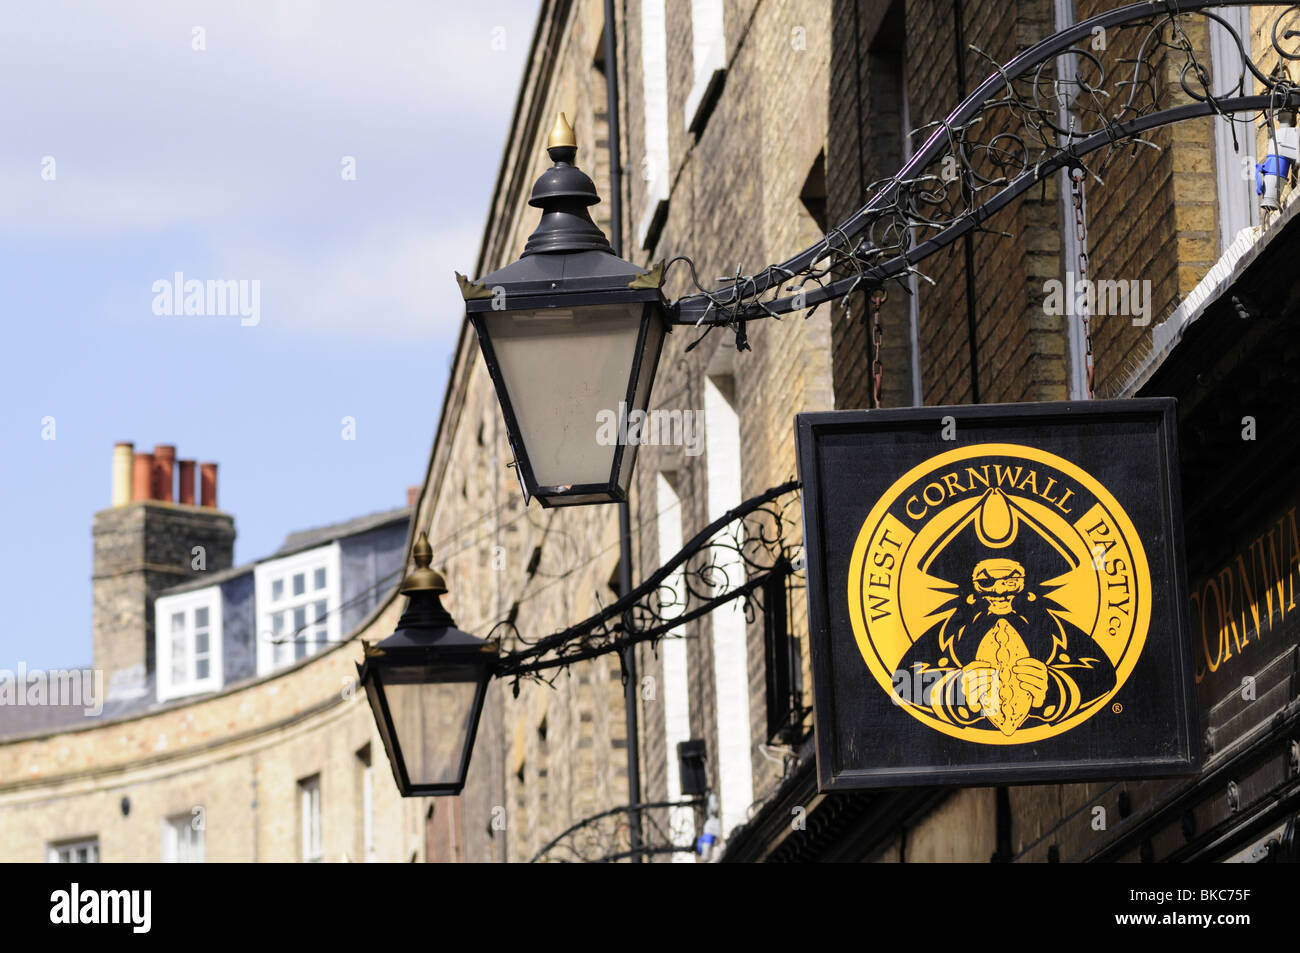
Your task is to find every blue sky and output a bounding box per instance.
[0,1,538,670]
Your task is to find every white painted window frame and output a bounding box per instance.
[155,585,223,702]
[300,775,322,863]
[162,811,204,863]
[684,0,726,133]
[638,0,672,249]
[47,837,100,863]
[254,543,341,675]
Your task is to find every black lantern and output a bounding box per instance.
[458,113,669,507]
[357,532,498,797]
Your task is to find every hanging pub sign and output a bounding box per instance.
[795,399,1200,790]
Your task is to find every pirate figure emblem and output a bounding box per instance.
[848,443,1151,745]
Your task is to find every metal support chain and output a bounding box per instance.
[869,288,888,408]
[1069,166,1096,399]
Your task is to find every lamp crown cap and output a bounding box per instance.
[522,112,611,255]
[401,531,447,594]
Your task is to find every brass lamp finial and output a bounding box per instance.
[401,531,447,595]
[548,111,577,150]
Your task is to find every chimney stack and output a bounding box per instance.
[153,444,176,503]
[407,485,420,507]
[200,462,218,508]
[94,440,235,699]
[131,452,154,501]
[111,443,134,507]
[178,460,196,505]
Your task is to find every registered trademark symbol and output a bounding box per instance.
[1112,702,1123,713]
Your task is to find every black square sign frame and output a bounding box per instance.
[795,399,1200,791]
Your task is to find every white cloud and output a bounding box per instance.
[0,0,537,337]
[211,222,484,341]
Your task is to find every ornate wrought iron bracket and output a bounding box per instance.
[663,0,1300,342]
[529,797,707,863]
[493,480,803,685]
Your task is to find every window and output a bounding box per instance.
[656,473,695,860]
[255,545,340,674]
[762,569,804,744]
[357,746,375,862]
[299,775,322,863]
[800,151,828,235]
[48,838,99,863]
[685,0,726,133]
[155,586,223,701]
[162,812,204,863]
[292,606,307,660]
[193,607,211,679]
[638,0,671,249]
[169,611,186,681]
[704,376,753,838]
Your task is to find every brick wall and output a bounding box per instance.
[622,0,838,846]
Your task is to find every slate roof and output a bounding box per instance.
[159,562,253,595]
[273,505,410,558]
[0,669,158,742]
[160,505,410,597]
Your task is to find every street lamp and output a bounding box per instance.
[458,113,669,507]
[358,532,498,797]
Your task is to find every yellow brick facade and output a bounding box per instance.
[0,600,426,862]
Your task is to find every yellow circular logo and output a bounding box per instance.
[847,443,1151,744]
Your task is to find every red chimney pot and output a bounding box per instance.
[132,452,155,502]
[178,460,196,505]
[200,462,218,508]
[153,445,176,503]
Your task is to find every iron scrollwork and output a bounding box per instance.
[529,798,706,863]
[493,480,804,686]
[667,1,1300,347]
